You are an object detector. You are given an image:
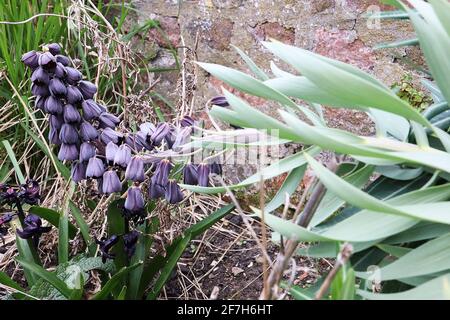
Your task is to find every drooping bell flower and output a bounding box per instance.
[209,161,223,175]
[38,51,56,70]
[50,114,64,130]
[18,180,40,205]
[47,43,61,55]
[16,214,52,247]
[44,96,63,115]
[58,143,79,161]
[78,80,97,99]
[31,83,50,96]
[114,144,131,167]
[139,122,156,136]
[48,127,61,145]
[105,141,118,163]
[59,123,79,144]
[86,157,105,178]
[99,112,120,129]
[165,130,176,149]
[54,62,66,79]
[56,55,70,66]
[79,142,96,162]
[210,96,229,107]
[165,180,184,204]
[135,131,153,151]
[123,230,139,259]
[180,115,195,127]
[148,177,165,199]
[125,156,145,182]
[71,161,87,183]
[49,78,67,97]
[150,122,170,146]
[95,235,119,263]
[80,121,98,142]
[65,67,82,85]
[183,163,198,185]
[63,104,81,124]
[123,186,145,222]
[35,96,46,110]
[21,50,40,69]
[100,127,123,145]
[102,170,122,194]
[82,99,102,121]
[66,85,83,104]
[31,67,49,85]
[197,163,210,187]
[153,159,172,186]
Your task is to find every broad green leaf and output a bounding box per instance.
[1,140,25,183]
[357,233,450,280]
[262,41,429,126]
[16,257,73,299]
[265,165,306,213]
[91,262,143,300]
[232,45,269,81]
[358,274,450,300]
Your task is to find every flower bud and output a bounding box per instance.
[100,127,123,145]
[148,177,165,199]
[65,67,82,84]
[44,96,63,115]
[153,159,172,186]
[38,51,56,70]
[139,122,156,135]
[209,161,222,175]
[21,50,40,69]
[150,122,170,145]
[47,43,61,55]
[58,143,79,161]
[197,163,210,187]
[63,104,81,124]
[31,83,50,97]
[125,156,145,182]
[56,55,70,66]
[124,186,145,216]
[102,170,122,194]
[82,99,102,121]
[183,163,198,185]
[78,80,97,99]
[50,114,64,130]
[165,180,184,204]
[99,112,120,129]
[210,96,229,107]
[71,161,87,182]
[114,144,131,167]
[66,85,83,104]
[79,142,96,162]
[180,115,195,127]
[80,121,99,142]
[86,157,105,178]
[49,78,67,97]
[59,123,79,144]
[105,141,118,163]
[31,67,49,85]
[54,62,66,79]
[19,180,40,205]
[48,127,61,145]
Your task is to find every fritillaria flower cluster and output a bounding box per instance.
[22,44,223,262]
[0,181,51,250]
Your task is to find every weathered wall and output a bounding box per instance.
[128,0,422,181]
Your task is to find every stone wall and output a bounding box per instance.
[128,0,423,181]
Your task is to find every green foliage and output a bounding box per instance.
[192,0,450,300]
[392,74,433,111]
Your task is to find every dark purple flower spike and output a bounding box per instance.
[123,230,139,259]
[95,235,120,263]
[18,180,40,205]
[16,214,52,247]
